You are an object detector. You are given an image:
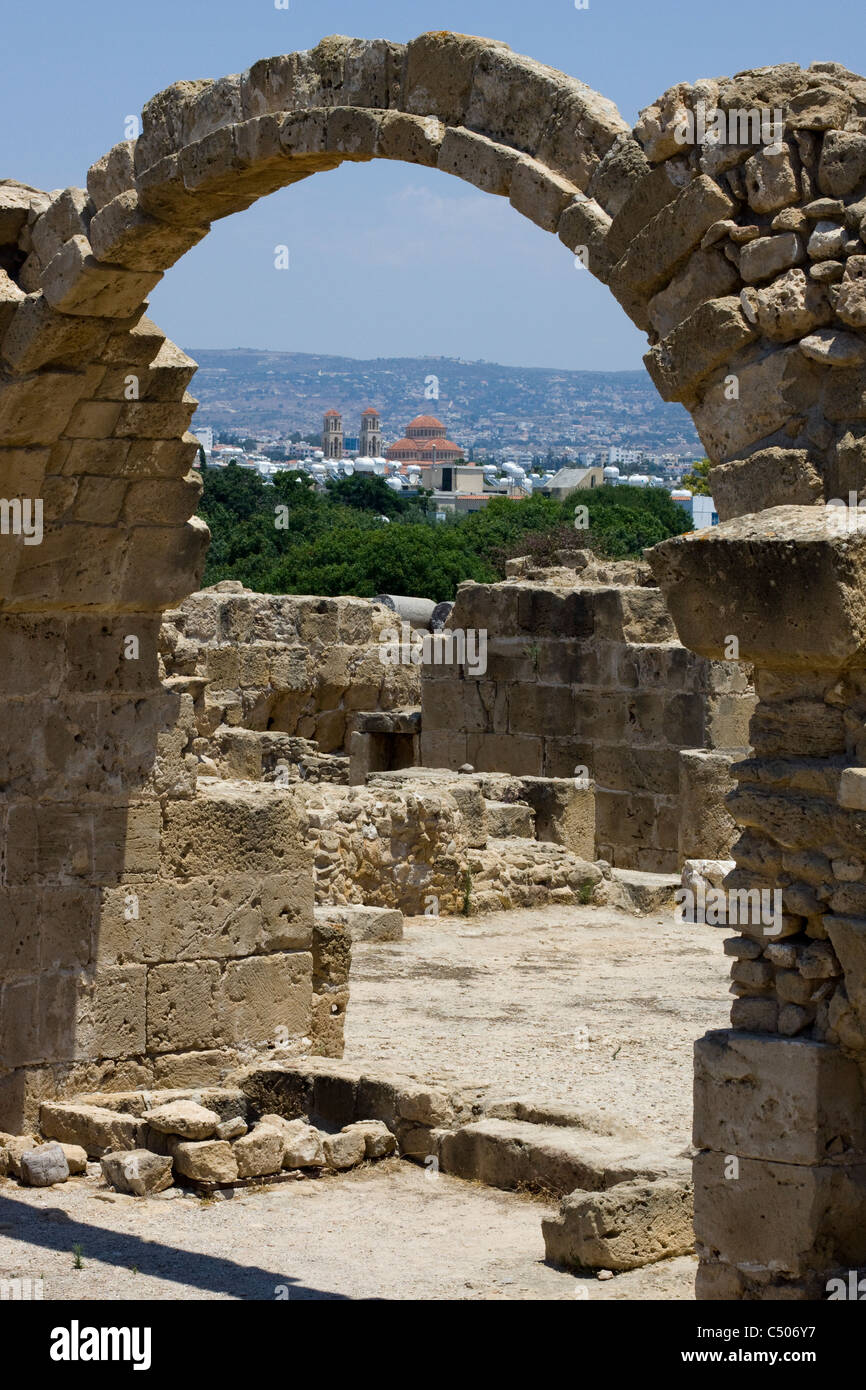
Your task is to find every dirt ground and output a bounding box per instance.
[1,902,724,1300]
[344,904,732,1147]
[0,1160,696,1300]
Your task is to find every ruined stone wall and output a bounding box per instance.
[420,575,753,873]
[162,582,419,758]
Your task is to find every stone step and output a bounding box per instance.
[612,867,680,914]
[434,1118,689,1198]
[542,1177,694,1270]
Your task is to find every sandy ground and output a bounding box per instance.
[344,904,732,1147]
[0,1160,696,1300]
[0,902,724,1300]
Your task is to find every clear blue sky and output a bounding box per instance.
[3,0,863,370]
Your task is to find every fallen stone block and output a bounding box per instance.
[40,1102,145,1157]
[143,1099,220,1139]
[20,1144,69,1187]
[0,1133,41,1178]
[173,1139,238,1183]
[343,1120,396,1159]
[259,1115,325,1168]
[323,1128,367,1170]
[542,1178,694,1270]
[215,1116,247,1140]
[232,1122,285,1178]
[101,1149,174,1196]
[58,1143,88,1175]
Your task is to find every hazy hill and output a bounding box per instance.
[184,348,702,456]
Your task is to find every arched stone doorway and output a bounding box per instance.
[3,30,866,1299]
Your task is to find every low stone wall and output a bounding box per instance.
[420,568,755,873]
[0,776,344,1133]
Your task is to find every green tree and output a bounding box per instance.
[680,458,711,495]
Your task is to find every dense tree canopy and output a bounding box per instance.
[197,464,693,601]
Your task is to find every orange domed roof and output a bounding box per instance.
[323,409,341,417]
[361,407,379,416]
[408,415,445,429]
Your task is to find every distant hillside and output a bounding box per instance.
[184,348,702,456]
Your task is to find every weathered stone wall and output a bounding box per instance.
[420,572,753,872]
[653,507,866,1297]
[161,581,419,757]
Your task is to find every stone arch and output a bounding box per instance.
[5,31,866,1298]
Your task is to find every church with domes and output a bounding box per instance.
[385,415,463,467]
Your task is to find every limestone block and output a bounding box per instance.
[326,107,381,160]
[644,296,757,403]
[835,256,866,331]
[0,1133,40,1178]
[147,961,222,1053]
[739,232,804,284]
[403,32,505,125]
[691,345,800,463]
[42,236,161,317]
[0,370,87,446]
[313,903,402,942]
[219,952,312,1048]
[101,1149,173,1195]
[799,329,866,369]
[143,1099,219,1139]
[20,1143,69,1187]
[509,157,578,233]
[232,1121,284,1177]
[344,1119,397,1159]
[693,1030,866,1163]
[323,1127,366,1170]
[744,144,799,214]
[1,294,111,375]
[818,130,866,199]
[678,750,740,860]
[40,1101,145,1156]
[31,188,91,267]
[89,191,207,271]
[160,781,309,878]
[259,1116,324,1168]
[742,269,832,342]
[650,505,866,668]
[377,111,444,167]
[173,1138,238,1183]
[437,127,518,196]
[709,448,823,522]
[542,1178,693,1270]
[73,965,146,1060]
[557,195,613,283]
[646,247,737,339]
[693,1150,866,1277]
[609,175,734,303]
[58,1143,87,1174]
[86,142,137,211]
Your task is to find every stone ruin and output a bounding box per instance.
[3,30,866,1297]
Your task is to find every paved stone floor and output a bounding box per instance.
[344,904,732,1147]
